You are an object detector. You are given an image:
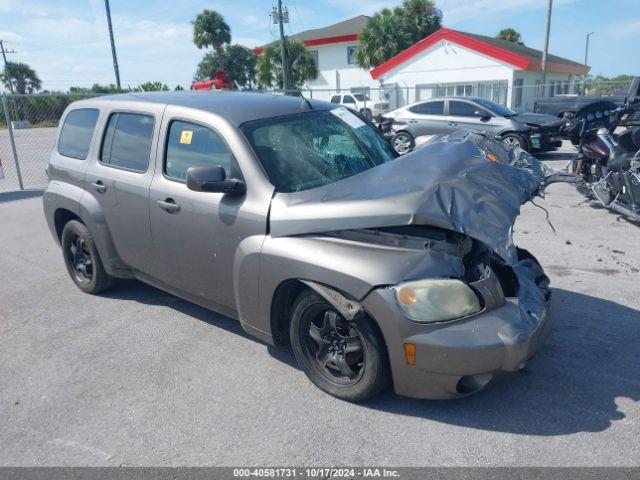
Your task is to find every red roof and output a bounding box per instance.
[370,28,590,79]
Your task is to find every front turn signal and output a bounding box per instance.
[404,343,416,367]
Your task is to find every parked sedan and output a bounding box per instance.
[44,92,552,402]
[385,96,564,155]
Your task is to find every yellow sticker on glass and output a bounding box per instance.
[180,130,193,144]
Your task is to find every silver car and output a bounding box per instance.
[386,96,564,155]
[44,92,552,402]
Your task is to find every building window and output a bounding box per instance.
[308,50,319,68]
[347,46,358,65]
[514,78,523,108]
[455,84,473,96]
[535,80,543,97]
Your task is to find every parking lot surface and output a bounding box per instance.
[0,148,639,466]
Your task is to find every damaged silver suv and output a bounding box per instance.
[44,92,552,402]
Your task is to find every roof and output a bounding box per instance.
[80,91,332,126]
[254,15,369,54]
[371,28,590,79]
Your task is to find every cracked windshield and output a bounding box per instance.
[241,108,395,192]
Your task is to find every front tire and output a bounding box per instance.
[61,220,113,294]
[289,290,390,402]
[391,131,415,155]
[501,132,529,152]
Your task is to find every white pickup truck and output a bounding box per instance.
[329,93,390,121]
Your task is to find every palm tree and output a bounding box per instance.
[401,0,441,44]
[256,40,318,89]
[1,61,42,94]
[496,28,522,43]
[355,8,409,69]
[192,10,231,64]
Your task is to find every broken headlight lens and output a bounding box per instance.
[393,279,482,323]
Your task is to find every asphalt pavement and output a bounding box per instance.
[0,146,639,466]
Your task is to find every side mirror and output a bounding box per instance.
[475,110,491,120]
[186,165,246,196]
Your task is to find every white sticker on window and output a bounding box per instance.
[331,107,366,129]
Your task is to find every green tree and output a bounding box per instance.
[192,9,231,62]
[175,85,185,91]
[136,81,169,92]
[356,8,407,69]
[496,28,522,43]
[68,84,124,94]
[256,40,318,89]
[356,1,441,69]
[194,44,256,88]
[401,0,441,45]
[1,61,42,94]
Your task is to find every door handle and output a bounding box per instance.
[91,181,107,193]
[157,198,180,214]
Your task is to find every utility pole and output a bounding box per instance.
[104,0,121,89]
[272,1,289,93]
[0,40,15,93]
[540,0,553,96]
[583,31,594,94]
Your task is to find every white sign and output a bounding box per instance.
[330,107,366,129]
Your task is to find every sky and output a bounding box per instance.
[0,0,638,91]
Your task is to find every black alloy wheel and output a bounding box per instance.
[290,290,390,402]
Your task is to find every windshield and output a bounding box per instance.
[473,98,516,117]
[241,109,395,193]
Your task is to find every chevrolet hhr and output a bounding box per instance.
[44,92,552,402]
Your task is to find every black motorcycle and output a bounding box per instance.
[567,78,640,223]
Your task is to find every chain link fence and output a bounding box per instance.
[0,93,100,193]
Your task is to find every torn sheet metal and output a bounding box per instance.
[269,130,552,323]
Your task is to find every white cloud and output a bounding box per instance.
[0,30,23,43]
[611,19,640,36]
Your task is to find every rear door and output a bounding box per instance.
[446,99,494,134]
[84,104,163,273]
[402,100,448,136]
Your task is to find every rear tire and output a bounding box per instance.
[61,220,113,294]
[289,290,390,402]
[391,131,415,155]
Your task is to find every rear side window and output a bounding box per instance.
[330,95,341,104]
[58,109,99,159]
[409,101,444,115]
[100,113,155,172]
[165,120,233,181]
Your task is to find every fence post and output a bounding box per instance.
[1,93,24,190]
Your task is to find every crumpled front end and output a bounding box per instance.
[267,130,555,398]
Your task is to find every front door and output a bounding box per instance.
[147,109,263,311]
[84,107,161,273]
[446,99,494,134]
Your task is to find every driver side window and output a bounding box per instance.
[165,120,233,181]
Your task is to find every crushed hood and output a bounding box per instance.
[513,112,564,128]
[269,130,547,265]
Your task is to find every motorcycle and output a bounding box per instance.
[566,77,640,223]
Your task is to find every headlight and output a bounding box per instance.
[393,279,482,323]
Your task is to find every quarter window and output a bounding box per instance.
[409,101,444,115]
[101,113,154,172]
[165,120,233,181]
[58,109,100,160]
